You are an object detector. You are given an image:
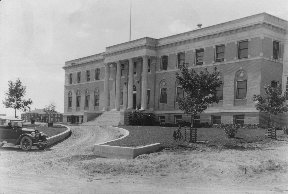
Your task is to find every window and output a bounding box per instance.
[85,90,90,108]
[69,73,73,84]
[94,93,99,107]
[95,68,100,80]
[211,115,221,124]
[236,80,247,99]
[176,86,184,101]
[160,88,167,103]
[120,91,123,105]
[86,70,90,82]
[273,41,280,60]
[174,115,182,124]
[195,48,204,65]
[148,59,151,73]
[76,91,81,108]
[121,64,125,76]
[159,116,165,124]
[271,80,278,88]
[238,40,248,59]
[133,62,137,75]
[235,70,247,99]
[68,91,72,108]
[234,115,244,125]
[161,55,168,70]
[215,45,225,62]
[147,89,150,106]
[286,77,288,100]
[177,52,185,68]
[216,77,223,100]
[77,72,81,83]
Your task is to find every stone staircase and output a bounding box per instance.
[83,110,121,126]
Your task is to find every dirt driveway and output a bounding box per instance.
[1,123,288,193]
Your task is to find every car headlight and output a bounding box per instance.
[31,132,36,137]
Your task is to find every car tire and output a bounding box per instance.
[0,142,4,147]
[20,136,33,151]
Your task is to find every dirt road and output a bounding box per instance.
[1,119,288,193]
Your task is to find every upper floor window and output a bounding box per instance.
[235,70,247,99]
[148,59,151,73]
[160,55,168,70]
[238,40,248,59]
[147,89,151,106]
[195,48,204,65]
[77,72,81,83]
[177,52,185,68]
[121,64,125,76]
[215,45,225,62]
[69,73,73,84]
[95,68,100,80]
[273,41,280,60]
[86,70,90,82]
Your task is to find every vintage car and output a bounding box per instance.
[0,118,48,151]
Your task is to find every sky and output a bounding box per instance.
[0,0,288,117]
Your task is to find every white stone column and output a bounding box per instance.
[127,58,134,109]
[103,63,110,111]
[141,56,148,110]
[115,61,121,111]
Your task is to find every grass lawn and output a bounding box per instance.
[106,126,280,149]
[24,124,67,137]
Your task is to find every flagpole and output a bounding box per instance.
[129,0,132,41]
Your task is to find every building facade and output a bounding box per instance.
[21,109,63,123]
[63,13,288,126]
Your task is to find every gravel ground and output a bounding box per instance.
[1,114,288,193]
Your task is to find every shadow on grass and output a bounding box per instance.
[0,146,53,152]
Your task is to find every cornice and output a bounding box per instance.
[63,59,104,70]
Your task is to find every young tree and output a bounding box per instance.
[176,66,222,128]
[253,81,288,128]
[44,103,57,124]
[2,78,33,118]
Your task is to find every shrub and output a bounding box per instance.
[128,111,157,126]
[221,124,240,138]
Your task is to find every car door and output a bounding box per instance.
[0,126,19,143]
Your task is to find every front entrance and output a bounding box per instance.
[133,93,136,109]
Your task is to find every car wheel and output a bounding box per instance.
[20,136,33,151]
[0,142,4,147]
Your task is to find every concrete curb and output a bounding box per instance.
[47,124,71,147]
[92,126,161,159]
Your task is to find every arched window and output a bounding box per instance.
[68,91,72,108]
[85,90,90,108]
[159,80,167,104]
[235,70,247,99]
[76,90,81,108]
[94,88,99,107]
[216,74,223,100]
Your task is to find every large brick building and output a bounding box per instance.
[21,109,63,123]
[63,13,288,126]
